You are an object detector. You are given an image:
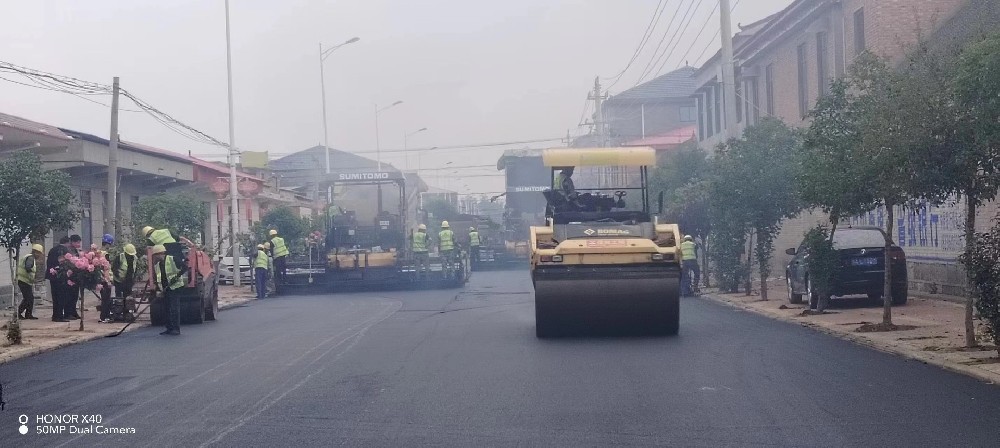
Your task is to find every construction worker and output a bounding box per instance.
[46,236,71,322]
[439,221,455,276]
[16,244,45,320]
[142,226,194,267]
[680,235,700,296]
[253,243,270,299]
[151,244,184,336]
[412,224,430,277]
[113,244,137,299]
[556,167,576,199]
[268,229,289,293]
[468,226,481,269]
[99,234,115,323]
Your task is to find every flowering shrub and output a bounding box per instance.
[306,230,323,247]
[49,244,112,291]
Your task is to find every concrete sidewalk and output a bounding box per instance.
[703,279,1000,385]
[0,285,255,365]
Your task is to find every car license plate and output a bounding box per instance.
[851,257,878,266]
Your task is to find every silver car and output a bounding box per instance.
[218,256,251,285]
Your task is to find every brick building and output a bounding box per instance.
[692,0,999,298]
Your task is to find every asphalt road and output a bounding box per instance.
[2,270,999,447]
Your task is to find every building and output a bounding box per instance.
[691,0,998,298]
[604,66,700,144]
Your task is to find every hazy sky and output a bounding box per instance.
[1,0,788,194]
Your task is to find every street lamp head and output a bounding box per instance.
[417,127,428,132]
[346,37,360,44]
[392,100,403,106]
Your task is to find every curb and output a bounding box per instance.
[0,295,256,366]
[701,293,999,386]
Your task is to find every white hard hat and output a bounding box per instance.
[441,221,450,228]
[684,235,693,241]
[418,224,427,230]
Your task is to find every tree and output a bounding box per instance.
[132,193,207,244]
[953,33,1000,347]
[649,140,711,199]
[0,151,77,312]
[711,119,803,300]
[252,207,310,255]
[959,216,1000,358]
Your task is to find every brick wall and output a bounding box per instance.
[606,98,696,141]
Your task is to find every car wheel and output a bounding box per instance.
[787,276,803,304]
[891,283,908,306]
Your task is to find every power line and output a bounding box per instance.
[604,0,669,91]
[656,0,724,77]
[631,0,689,87]
[637,0,704,83]
[689,0,741,67]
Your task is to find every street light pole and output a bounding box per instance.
[319,37,360,206]
[224,0,241,286]
[403,127,427,171]
[374,100,403,171]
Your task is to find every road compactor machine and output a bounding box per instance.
[530,147,681,337]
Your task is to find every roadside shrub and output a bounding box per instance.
[803,225,840,311]
[959,217,1000,357]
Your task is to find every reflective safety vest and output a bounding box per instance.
[148,228,176,246]
[115,253,134,283]
[270,236,289,258]
[412,232,428,253]
[438,229,454,251]
[681,241,697,260]
[469,231,480,247]
[158,255,186,291]
[254,249,270,269]
[16,255,36,284]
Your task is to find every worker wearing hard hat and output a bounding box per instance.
[142,226,194,270]
[438,221,455,277]
[468,226,481,269]
[253,243,271,299]
[412,224,430,277]
[16,244,45,320]
[680,235,700,296]
[268,229,289,294]
[151,244,184,336]
[113,243,138,299]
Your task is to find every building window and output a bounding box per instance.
[765,64,775,116]
[854,8,866,56]
[817,32,829,97]
[706,89,715,136]
[797,43,809,118]
[735,78,744,123]
[679,106,696,123]
[749,78,760,125]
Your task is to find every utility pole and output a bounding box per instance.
[588,76,608,146]
[105,76,120,236]
[719,0,739,139]
[225,0,241,286]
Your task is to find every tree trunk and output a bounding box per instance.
[883,202,894,326]
[757,228,768,301]
[745,231,754,296]
[8,251,17,318]
[964,194,978,347]
[701,235,711,289]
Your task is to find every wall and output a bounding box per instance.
[606,98,697,141]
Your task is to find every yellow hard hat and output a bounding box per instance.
[418,224,427,230]
[263,242,271,249]
[31,244,44,253]
[257,244,265,250]
[151,244,167,255]
[269,229,278,236]
[124,243,137,256]
[441,221,450,228]
[142,226,154,236]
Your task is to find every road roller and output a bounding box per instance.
[530,147,682,337]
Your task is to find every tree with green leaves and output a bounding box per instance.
[252,207,310,255]
[132,193,207,244]
[953,33,1000,347]
[0,151,77,311]
[711,119,802,300]
[959,216,1000,358]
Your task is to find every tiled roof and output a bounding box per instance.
[605,66,699,104]
[0,112,72,140]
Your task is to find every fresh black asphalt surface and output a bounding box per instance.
[1,270,999,447]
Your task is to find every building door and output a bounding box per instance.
[80,189,92,247]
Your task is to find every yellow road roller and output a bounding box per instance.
[530,147,682,337]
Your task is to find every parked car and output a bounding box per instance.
[785,226,907,307]
[218,256,251,285]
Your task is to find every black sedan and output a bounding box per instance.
[785,226,907,307]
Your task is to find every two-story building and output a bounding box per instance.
[692,0,998,298]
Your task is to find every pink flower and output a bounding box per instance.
[96,284,104,291]
[49,268,57,275]
[66,269,73,276]
[67,280,75,286]
[85,252,95,260]
[87,265,95,272]
[90,244,98,250]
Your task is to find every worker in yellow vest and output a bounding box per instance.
[412,224,430,277]
[680,235,700,296]
[151,244,185,336]
[16,244,45,320]
[468,226,481,269]
[438,221,455,276]
[268,229,289,293]
[254,243,271,299]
